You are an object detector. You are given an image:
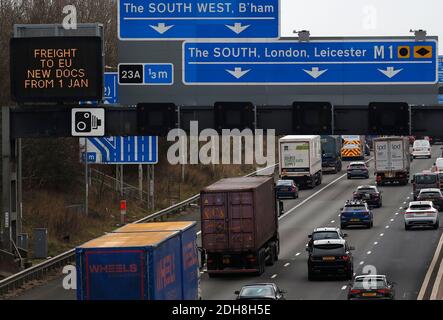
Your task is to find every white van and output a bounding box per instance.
[412,140,431,159]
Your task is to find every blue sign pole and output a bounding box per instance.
[183,40,438,85]
[118,0,280,39]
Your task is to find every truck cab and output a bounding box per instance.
[321,135,343,174]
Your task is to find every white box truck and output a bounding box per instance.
[374,137,410,186]
[279,135,322,189]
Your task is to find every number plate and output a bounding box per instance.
[362,292,377,297]
[351,218,361,222]
[322,256,335,261]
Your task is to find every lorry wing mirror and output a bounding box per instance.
[234,290,240,295]
[308,234,312,238]
[343,233,348,238]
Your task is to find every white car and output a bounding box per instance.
[435,158,443,171]
[404,201,439,230]
[412,140,431,159]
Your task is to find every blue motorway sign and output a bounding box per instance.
[183,40,438,85]
[82,136,158,164]
[104,72,118,103]
[118,0,279,40]
[439,56,443,83]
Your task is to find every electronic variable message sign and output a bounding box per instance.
[10,36,103,103]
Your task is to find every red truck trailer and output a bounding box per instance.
[200,177,279,276]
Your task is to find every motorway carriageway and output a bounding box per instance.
[12,147,443,300]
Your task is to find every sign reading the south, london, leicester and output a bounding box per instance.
[10,37,103,102]
[118,0,279,40]
[183,39,438,85]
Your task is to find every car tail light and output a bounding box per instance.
[350,289,361,294]
[342,255,350,261]
[290,186,296,192]
[377,289,389,295]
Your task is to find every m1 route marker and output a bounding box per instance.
[118,0,280,40]
[183,39,438,85]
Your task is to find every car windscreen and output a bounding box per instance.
[350,164,366,169]
[343,206,366,212]
[277,181,292,186]
[353,279,386,290]
[409,204,432,210]
[357,188,377,193]
[439,173,443,181]
[415,175,437,184]
[414,141,430,148]
[312,232,339,241]
[240,286,274,297]
[419,192,440,198]
[312,244,345,255]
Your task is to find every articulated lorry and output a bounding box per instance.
[374,137,410,186]
[76,221,199,300]
[321,135,343,174]
[279,135,323,188]
[201,177,279,277]
[341,135,366,160]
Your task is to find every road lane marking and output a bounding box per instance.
[367,251,372,255]
[390,219,395,222]
[295,252,301,256]
[284,263,290,267]
[395,212,399,216]
[359,261,364,265]
[341,285,347,290]
[418,233,443,300]
[374,242,378,245]
[271,274,278,279]
[280,158,373,219]
[385,226,390,229]
[331,220,335,223]
[380,233,384,237]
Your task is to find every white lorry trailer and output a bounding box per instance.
[374,137,410,186]
[279,135,322,189]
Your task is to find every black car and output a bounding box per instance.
[276,180,299,199]
[417,188,443,211]
[235,283,286,300]
[353,185,382,208]
[348,275,396,300]
[307,239,354,280]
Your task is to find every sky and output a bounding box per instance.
[281,0,443,53]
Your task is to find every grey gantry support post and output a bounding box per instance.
[2,107,22,252]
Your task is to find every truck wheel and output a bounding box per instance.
[256,249,266,276]
[266,243,276,266]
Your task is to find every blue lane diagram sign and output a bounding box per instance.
[82,136,158,164]
[183,40,438,85]
[104,72,118,103]
[118,0,279,40]
[438,56,443,83]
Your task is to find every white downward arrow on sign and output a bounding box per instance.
[226,67,251,79]
[150,23,174,34]
[303,67,328,79]
[378,67,403,78]
[225,23,250,34]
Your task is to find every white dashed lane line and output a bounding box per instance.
[359,261,365,265]
[367,251,372,255]
[284,263,290,267]
[295,252,301,257]
[341,286,348,290]
[385,226,390,229]
[271,274,278,279]
[374,242,378,245]
[390,219,395,222]
[380,233,384,237]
